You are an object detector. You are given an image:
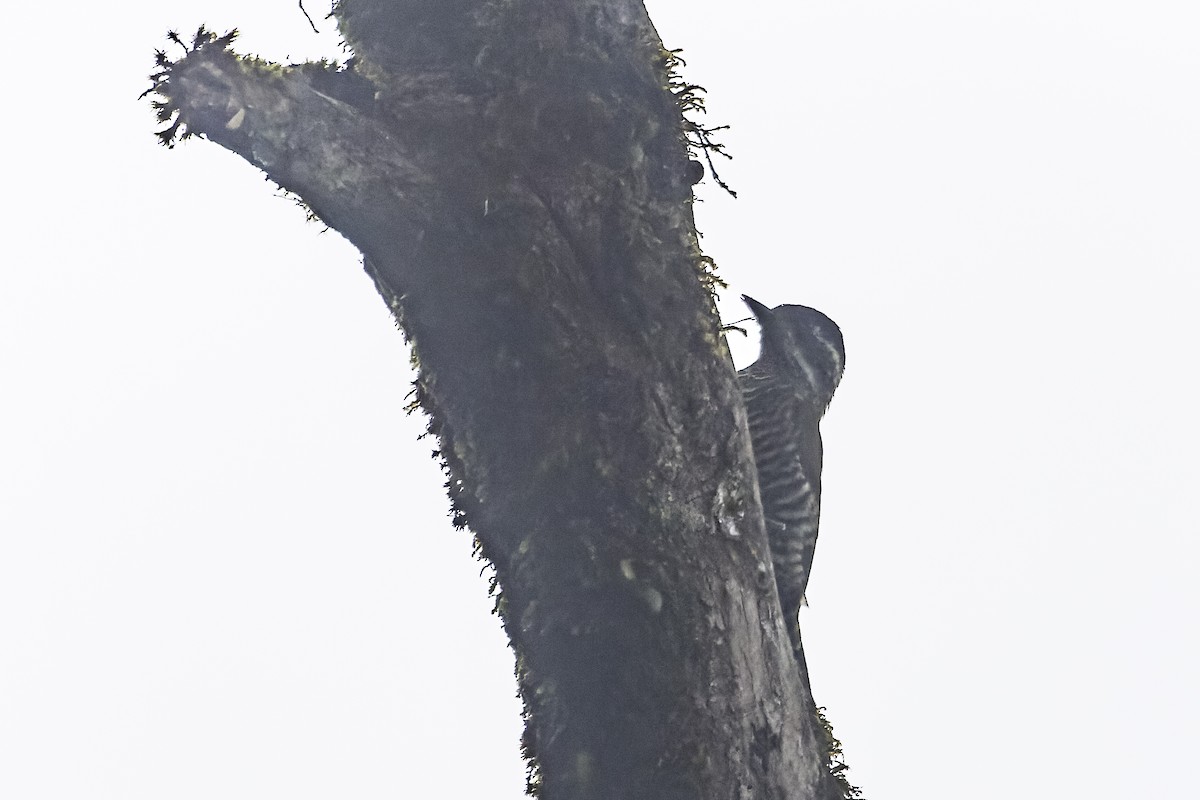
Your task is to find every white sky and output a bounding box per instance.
[3,1,1197,797]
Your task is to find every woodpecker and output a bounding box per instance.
[738,295,845,652]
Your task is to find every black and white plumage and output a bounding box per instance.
[738,295,845,651]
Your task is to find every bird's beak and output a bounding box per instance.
[742,294,773,322]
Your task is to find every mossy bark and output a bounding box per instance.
[148,2,849,797]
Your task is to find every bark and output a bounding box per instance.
[146,3,853,798]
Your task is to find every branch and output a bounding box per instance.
[146,29,433,271]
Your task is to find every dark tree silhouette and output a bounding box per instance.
[146,2,857,798]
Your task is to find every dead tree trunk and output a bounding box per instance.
[146,2,851,797]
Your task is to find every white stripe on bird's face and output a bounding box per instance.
[789,333,822,396]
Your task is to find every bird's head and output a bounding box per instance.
[743,294,845,409]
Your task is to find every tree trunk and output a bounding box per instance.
[146,2,849,797]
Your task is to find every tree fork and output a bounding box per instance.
[146,2,849,797]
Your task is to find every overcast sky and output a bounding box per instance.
[3,2,1197,798]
